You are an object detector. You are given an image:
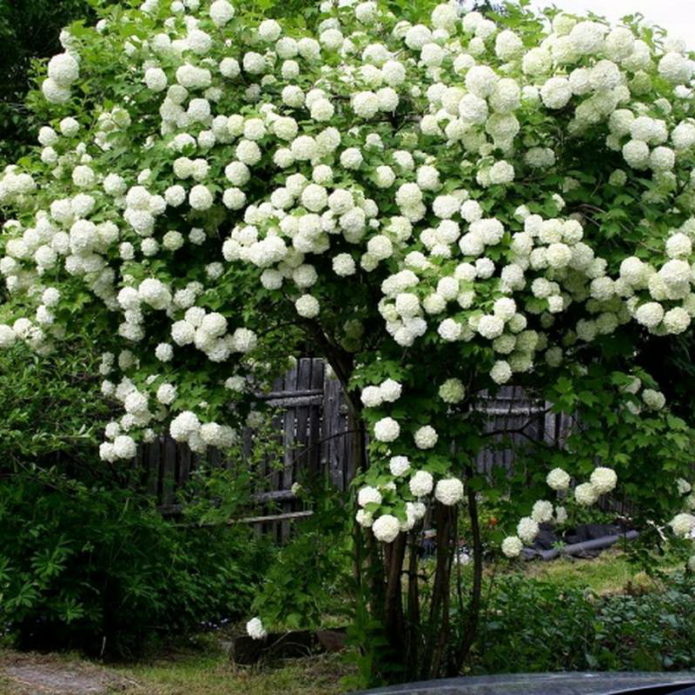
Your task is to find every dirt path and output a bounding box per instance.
[0,652,138,694]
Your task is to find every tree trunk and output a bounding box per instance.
[405,531,421,680]
[423,502,456,679]
[455,466,484,673]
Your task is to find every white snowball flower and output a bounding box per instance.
[664,307,691,334]
[42,78,71,104]
[659,52,693,84]
[47,53,79,86]
[478,315,504,340]
[246,617,267,640]
[352,91,379,119]
[488,161,515,185]
[372,514,401,543]
[517,517,539,544]
[634,302,664,328]
[210,0,235,25]
[155,343,174,362]
[490,361,512,384]
[670,513,695,538]
[501,536,523,558]
[380,378,402,402]
[666,232,692,259]
[333,253,356,276]
[189,185,214,211]
[574,482,599,506]
[356,509,374,528]
[156,383,177,405]
[145,67,168,92]
[546,467,570,491]
[113,435,137,459]
[295,294,320,318]
[642,388,666,410]
[389,455,410,477]
[531,500,553,524]
[409,470,434,497]
[0,324,17,348]
[220,58,241,79]
[374,417,400,442]
[414,425,438,449]
[590,467,617,494]
[170,410,201,442]
[438,378,465,404]
[434,478,464,506]
[358,486,383,507]
[540,77,572,109]
[361,385,383,408]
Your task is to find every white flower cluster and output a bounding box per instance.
[0,0,692,573]
[502,465,618,557]
[246,616,267,640]
[43,52,80,104]
[356,465,463,543]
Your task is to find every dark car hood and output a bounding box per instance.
[353,672,695,695]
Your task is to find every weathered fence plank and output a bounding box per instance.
[144,363,575,536]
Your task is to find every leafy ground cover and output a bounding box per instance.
[0,550,688,695]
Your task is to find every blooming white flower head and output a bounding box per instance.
[356,509,374,528]
[361,385,383,408]
[156,383,177,405]
[490,361,512,385]
[642,388,666,410]
[574,482,599,506]
[546,467,570,491]
[438,378,465,404]
[333,253,356,277]
[590,467,617,494]
[380,378,402,402]
[295,294,320,318]
[501,536,523,558]
[246,617,267,640]
[169,410,200,442]
[409,470,434,497]
[670,512,695,538]
[374,417,400,442]
[434,478,464,506]
[372,514,400,543]
[414,425,438,449]
[531,500,553,524]
[389,455,410,477]
[155,343,174,362]
[113,434,137,459]
[634,302,664,329]
[47,53,79,87]
[358,485,382,507]
[517,516,539,544]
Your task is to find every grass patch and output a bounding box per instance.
[520,550,647,594]
[114,645,352,695]
[517,548,681,595]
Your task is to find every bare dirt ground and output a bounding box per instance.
[0,652,138,694]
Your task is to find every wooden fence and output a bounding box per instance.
[139,358,577,538]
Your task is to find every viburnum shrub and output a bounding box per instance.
[2,0,695,682]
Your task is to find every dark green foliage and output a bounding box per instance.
[474,573,695,673]
[0,466,263,657]
[0,0,97,161]
[0,340,263,657]
[250,486,352,630]
[0,340,110,468]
